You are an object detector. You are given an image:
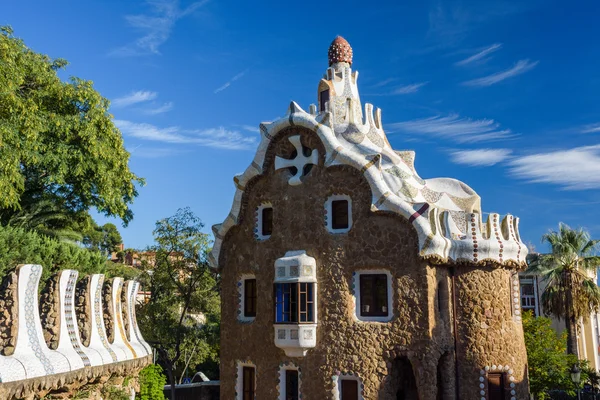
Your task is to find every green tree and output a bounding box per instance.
[82,222,123,255]
[136,208,220,400]
[522,311,579,399]
[139,364,167,400]
[526,223,600,356]
[0,26,143,226]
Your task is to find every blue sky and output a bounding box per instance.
[4,0,600,252]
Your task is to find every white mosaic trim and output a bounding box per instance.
[479,365,517,400]
[254,202,272,241]
[332,371,364,400]
[351,270,393,322]
[125,280,151,357]
[277,361,302,400]
[235,359,256,400]
[237,274,256,323]
[511,274,521,321]
[325,194,353,234]
[12,264,70,379]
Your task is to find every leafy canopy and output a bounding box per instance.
[522,311,580,399]
[136,208,220,400]
[0,26,143,224]
[527,223,600,323]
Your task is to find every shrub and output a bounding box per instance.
[139,364,167,400]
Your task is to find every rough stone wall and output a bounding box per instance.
[103,278,115,343]
[0,270,18,355]
[121,285,130,341]
[76,276,92,347]
[219,128,459,400]
[454,265,529,398]
[40,273,61,350]
[219,127,529,399]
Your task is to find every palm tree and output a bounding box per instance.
[526,223,600,357]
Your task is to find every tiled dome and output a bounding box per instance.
[328,36,353,66]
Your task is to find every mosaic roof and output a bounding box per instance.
[210,37,527,270]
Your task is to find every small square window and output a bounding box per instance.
[244,279,257,318]
[332,200,349,230]
[487,373,505,400]
[320,89,330,112]
[242,366,255,400]
[326,195,352,234]
[341,379,358,400]
[286,370,299,400]
[262,207,273,236]
[359,274,388,317]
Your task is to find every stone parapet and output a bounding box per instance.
[0,265,151,398]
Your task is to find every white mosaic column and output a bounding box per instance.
[11,264,70,379]
[55,270,104,368]
[108,278,136,360]
[86,274,119,364]
[126,281,151,356]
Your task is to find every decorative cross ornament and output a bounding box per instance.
[275,135,319,186]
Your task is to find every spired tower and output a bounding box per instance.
[212,36,529,400]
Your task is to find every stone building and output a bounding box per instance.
[210,37,530,400]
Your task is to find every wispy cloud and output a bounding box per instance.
[372,78,398,88]
[388,113,514,143]
[455,43,502,66]
[144,102,174,115]
[214,70,248,94]
[450,148,512,166]
[113,91,157,108]
[462,59,539,87]
[238,125,260,133]
[582,123,600,133]
[508,145,600,190]
[110,0,207,56]
[115,120,257,150]
[392,82,429,94]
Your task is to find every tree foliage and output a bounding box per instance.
[526,223,600,356]
[0,224,107,284]
[82,222,123,255]
[522,311,580,399]
[136,208,220,400]
[139,364,167,400]
[0,26,143,225]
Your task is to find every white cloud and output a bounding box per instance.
[455,43,502,66]
[214,70,248,94]
[372,78,398,88]
[582,123,600,133]
[115,120,257,150]
[144,102,174,115]
[238,125,259,133]
[508,145,600,190]
[113,91,157,108]
[110,0,207,56]
[392,82,429,94]
[388,113,514,143]
[462,59,539,87]
[450,148,512,166]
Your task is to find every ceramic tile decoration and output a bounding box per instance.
[0,264,151,385]
[209,35,527,270]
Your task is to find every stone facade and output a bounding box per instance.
[213,37,529,399]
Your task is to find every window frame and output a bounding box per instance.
[277,366,301,400]
[238,274,256,323]
[236,362,256,400]
[325,195,353,234]
[333,374,364,400]
[244,278,257,318]
[255,203,273,241]
[353,270,393,322]
[519,275,539,317]
[274,282,315,324]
